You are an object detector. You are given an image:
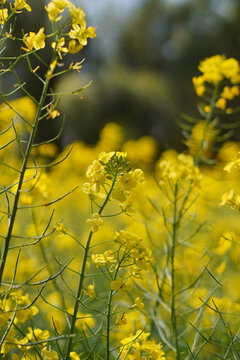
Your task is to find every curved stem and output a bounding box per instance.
[0,76,50,286]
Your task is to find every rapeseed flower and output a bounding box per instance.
[0,8,8,24]
[84,284,95,299]
[70,352,80,360]
[68,23,96,47]
[92,250,116,267]
[45,2,62,22]
[41,347,59,360]
[22,28,45,52]
[51,37,68,59]
[193,55,240,97]
[86,212,103,232]
[116,313,128,325]
[13,0,31,12]
[132,297,145,310]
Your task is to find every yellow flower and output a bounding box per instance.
[86,213,103,232]
[0,8,8,24]
[69,61,83,72]
[16,336,32,351]
[110,277,129,292]
[74,312,95,331]
[198,55,225,84]
[55,223,67,233]
[231,85,240,96]
[47,105,60,119]
[221,86,234,100]
[196,85,205,96]
[98,151,115,163]
[86,160,105,193]
[82,182,105,201]
[224,161,236,173]
[22,28,45,52]
[84,284,95,299]
[119,331,166,360]
[116,313,128,325]
[195,55,240,87]
[220,58,240,80]
[45,2,61,22]
[46,60,58,79]
[120,172,137,191]
[51,37,68,59]
[13,0,31,12]
[69,23,96,47]
[41,347,59,360]
[70,352,80,360]
[68,39,83,54]
[68,3,86,26]
[132,297,144,311]
[0,329,16,356]
[216,97,226,110]
[92,250,116,267]
[192,76,205,96]
[141,340,166,359]
[26,327,50,344]
[52,0,69,11]
[220,189,240,211]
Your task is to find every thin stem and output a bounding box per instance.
[0,76,51,285]
[194,85,219,165]
[106,257,124,360]
[171,183,180,360]
[64,176,117,360]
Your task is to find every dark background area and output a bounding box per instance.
[2,0,240,152]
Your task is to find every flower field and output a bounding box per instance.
[1,1,240,359]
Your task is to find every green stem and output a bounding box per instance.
[171,183,180,360]
[195,85,219,165]
[64,176,117,360]
[106,256,124,360]
[106,289,113,360]
[0,76,50,286]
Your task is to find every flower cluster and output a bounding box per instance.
[19,0,96,55]
[16,328,49,352]
[120,331,166,360]
[91,250,116,267]
[193,55,240,96]
[0,0,31,25]
[157,153,201,188]
[86,212,104,232]
[115,230,154,275]
[220,189,240,211]
[21,28,46,52]
[83,151,144,211]
[45,0,96,55]
[224,155,240,173]
[0,291,38,326]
